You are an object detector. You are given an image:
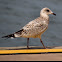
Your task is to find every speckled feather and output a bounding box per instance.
[14,17,49,39]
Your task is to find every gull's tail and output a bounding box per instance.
[2,34,15,38]
[2,29,24,39]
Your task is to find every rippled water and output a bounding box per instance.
[0,0,62,47]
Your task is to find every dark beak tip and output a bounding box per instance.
[53,13,56,16]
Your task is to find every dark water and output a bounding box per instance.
[0,0,62,47]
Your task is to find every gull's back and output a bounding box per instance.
[14,17,49,38]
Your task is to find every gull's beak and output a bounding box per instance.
[51,13,56,16]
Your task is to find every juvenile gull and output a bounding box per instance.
[2,7,56,49]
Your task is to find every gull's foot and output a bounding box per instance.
[27,46,30,49]
[43,46,46,49]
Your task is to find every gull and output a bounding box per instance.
[2,7,56,49]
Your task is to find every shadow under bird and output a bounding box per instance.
[2,7,56,49]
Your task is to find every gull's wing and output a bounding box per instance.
[14,17,48,38]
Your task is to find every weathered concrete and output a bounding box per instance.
[0,53,62,61]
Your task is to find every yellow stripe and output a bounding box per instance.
[0,49,62,54]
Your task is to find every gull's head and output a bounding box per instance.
[40,7,56,18]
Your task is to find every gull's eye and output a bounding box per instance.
[46,9,50,12]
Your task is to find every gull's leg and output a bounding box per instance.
[40,39,46,49]
[27,38,29,49]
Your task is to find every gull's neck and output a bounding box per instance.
[40,12,49,21]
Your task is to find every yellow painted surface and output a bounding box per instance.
[0,49,62,54]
